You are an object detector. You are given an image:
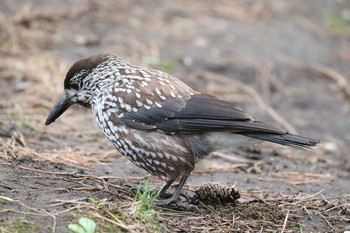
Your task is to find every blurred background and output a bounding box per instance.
[0,0,349,232]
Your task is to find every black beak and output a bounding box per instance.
[45,91,74,125]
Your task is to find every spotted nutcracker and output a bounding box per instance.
[45,54,319,207]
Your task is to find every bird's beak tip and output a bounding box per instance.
[45,119,53,125]
[45,92,73,126]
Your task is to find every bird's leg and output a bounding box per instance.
[155,173,189,206]
[155,171,199,212]
[157,179,176,198]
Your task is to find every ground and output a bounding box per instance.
[0,0,349,232]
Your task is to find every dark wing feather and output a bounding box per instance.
[157,119,286,134]
[172,94,252,120]
[121,94,286,134]
[121,98,186,130]
[239,133,320,148]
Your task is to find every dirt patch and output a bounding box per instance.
[1,0,350,232]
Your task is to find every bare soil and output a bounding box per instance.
[0,0,349,232]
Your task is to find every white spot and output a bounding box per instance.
[170,91,176,98]
[147,158,153,164]
[144,105,151,110]
[154,160,160,165]
[126,104,132,112]
[126,89,132,93]
[105,128,111,135]
[117,97,123,104]
[164,153,170,160]
[135,161,141,167]
[107,120,113,128]
[118,125,129,134]
[159,95,167,100]
[132,107,138,112]
[159,81,166,86]
[164,152,177,161]
[132,153,137,161]
[136,100,143,107]
[169,84,176,90]
[170,154,178,161]
[155,102,162,108]
[109,135,116,141]
[151,152,157,159]
[141,81,148,87]
[135,92,141,99]
[155,88,161,95]
[146,98,153,105]
[179,157,187,163]
[186,90,194,95]
[168,166,175,171]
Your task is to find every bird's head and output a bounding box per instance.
[45,53,120,125]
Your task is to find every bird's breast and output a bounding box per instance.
[92,100,195,180]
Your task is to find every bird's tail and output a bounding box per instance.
[239,132,320,149]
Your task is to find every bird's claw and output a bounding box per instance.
[155,198,199,213]
[154,197,175,206]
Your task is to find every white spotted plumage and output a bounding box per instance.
[78,54,198,180]
[46,53,319,207]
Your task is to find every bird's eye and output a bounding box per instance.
[70,83,79,90]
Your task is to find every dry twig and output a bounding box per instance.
[281,56,350,102]
[280,210,289,233]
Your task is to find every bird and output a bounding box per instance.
[45,53,320,209]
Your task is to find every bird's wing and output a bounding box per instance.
[121,94,286,135]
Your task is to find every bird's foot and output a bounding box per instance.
[155,197,199,213]
[154,196,176,206]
